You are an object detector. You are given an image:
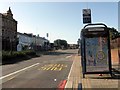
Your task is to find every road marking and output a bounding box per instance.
[46,66,52,70]
[59,67,63,71]
[0,63,40,80]
[64,65,67,67]
[66,55,72,58]
[7,74,19,81]
[61,64,64,66]
[51,67,56,71]
[67,57,74,80]
[58,80,67,89]
[57,64,60,67]
[39,64,67,71]
[43,67,46,70]
[54,64,57,67]
[53,67,58,71]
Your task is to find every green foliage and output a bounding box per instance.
[2,50,36,60]
[109,27,120,40]
[54,39,68,49]
[2,51,12,60]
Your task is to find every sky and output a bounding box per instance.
[0,2,118,44]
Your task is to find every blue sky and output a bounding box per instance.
[0,2,118,44]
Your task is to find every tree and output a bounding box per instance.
[109,27,120,40]
[54,39,68,49]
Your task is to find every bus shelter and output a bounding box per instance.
[80,23,112,78]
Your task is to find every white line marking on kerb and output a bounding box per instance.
[67,58,74,80]
[0,63,40,80]
[66,55,72,58]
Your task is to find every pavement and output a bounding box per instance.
[65,53,120,90]
[65,55,82,89]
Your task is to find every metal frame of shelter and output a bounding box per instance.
[80,23,112,78]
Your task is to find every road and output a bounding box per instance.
[1,49,77,89]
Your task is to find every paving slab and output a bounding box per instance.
[65,54,120,90]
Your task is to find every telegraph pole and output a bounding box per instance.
[46,33,49,51]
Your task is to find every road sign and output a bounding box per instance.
[83,9,91,24]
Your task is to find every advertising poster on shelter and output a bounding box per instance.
[85,37,109,72]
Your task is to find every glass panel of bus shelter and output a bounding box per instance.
[85,37,109,72]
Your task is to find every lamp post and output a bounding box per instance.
[35,35,37,51]
[46,33,49,51]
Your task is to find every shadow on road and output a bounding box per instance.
[2,50,77,65]
[43,51,76,56]
[2,55,40,65]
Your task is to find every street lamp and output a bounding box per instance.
[35,35,37,51]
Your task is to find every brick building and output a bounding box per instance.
[110,37,120,49]
[0,7,17,51]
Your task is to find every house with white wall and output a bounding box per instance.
[17,32,49,51]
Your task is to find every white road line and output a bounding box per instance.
[0,63,40,80]
[66,55,72,58]
[65,56,75,88]
[67,56,75,80]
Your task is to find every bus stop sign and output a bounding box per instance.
[83,9,91,24]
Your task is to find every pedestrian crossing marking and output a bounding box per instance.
[39,64,67,71]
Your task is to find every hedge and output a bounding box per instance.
[2,50,36,60]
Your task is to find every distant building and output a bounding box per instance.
[17,32,32,51]
[17,32,49,51]
[0,7,17,51]
[69,44,78,49]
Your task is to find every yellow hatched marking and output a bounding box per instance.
[41,67,45,69]
[58,67,63,71]
[51,67,57,70]
[43,67,47,70]
[53,67,58,70]
[64,65,67,67]
[40,65,47,70]
[40,64,53,70]
[53,64,57,67]
[39,64,67,71]
[61,64,64,67]
[46,66,53,70]
[8,74,19,81]
[57,64,61,67]
[8,77,15,81]
[51,64,59,70]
